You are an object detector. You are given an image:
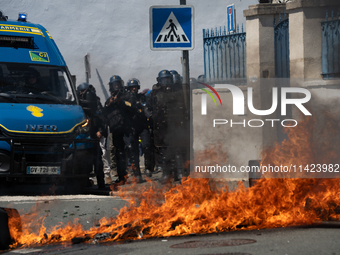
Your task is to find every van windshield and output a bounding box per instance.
[0,63,76,104]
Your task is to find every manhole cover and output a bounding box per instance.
[170,239,256,248]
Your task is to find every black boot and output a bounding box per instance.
[114,176,127,185]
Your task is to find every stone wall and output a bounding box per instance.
[244,0,340,80]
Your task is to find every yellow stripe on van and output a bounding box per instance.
[0,25,44,36]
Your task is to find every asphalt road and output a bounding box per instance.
[1,222,340,255]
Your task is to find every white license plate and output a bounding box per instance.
[27,166,61,175]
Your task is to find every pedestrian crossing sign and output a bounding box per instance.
[150,5,194,51]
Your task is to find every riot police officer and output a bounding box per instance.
[170,70,189,180]
[151,70,190,182]
[77,82,105,189]
[103,75,143,184]
[125,78,154,178]
[122,78,144,183]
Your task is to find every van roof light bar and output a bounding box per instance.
[18,12,27,22]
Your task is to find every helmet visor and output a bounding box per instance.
[158,76,173,85]
[173,75,182,84]
[109,81,123,91]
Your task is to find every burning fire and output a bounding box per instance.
[6,112,340,248]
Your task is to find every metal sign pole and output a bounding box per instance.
[180,0,189,114]
[180,0,190,87]
[180,0,192,174]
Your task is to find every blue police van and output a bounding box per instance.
[0,12,96,193]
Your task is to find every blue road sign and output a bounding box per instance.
[150,5,194,51]
[227,4,235,33]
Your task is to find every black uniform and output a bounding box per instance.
[78,85,105,189]
[104,89,143,182]
[127,90,154,177]
[151,82,190,181]
[104,91,128,182]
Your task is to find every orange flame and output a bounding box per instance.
[7,112,340,248]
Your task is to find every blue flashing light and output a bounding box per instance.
[18,13,27,22]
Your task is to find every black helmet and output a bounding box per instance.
[77,82,90,92]
[157,70,173,85]
[109,75,124,92]
[126,78,140,90]
[170,70,182,85]
[197,74,205,83]
[190,77,201,89]
[77,82,96,109]
[169,70,178,75]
